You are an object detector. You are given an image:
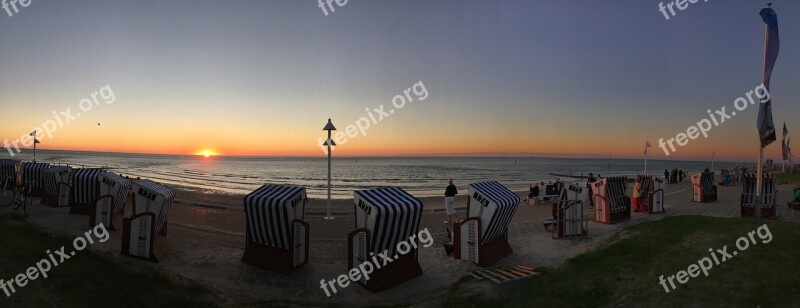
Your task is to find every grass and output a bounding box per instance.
[0,212,217,307]
[442,216,800,307]
[776,172,800,185]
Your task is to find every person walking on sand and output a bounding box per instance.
[586,173,596,207]
[444,179,458,223]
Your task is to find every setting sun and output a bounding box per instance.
[196,150,218,158]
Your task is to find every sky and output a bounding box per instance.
[0,0,798,161]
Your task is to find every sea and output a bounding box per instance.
[3,150,746,199]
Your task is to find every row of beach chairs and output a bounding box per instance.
[0,159,174,262]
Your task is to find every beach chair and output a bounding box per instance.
[122,179,175,262]
[547,184,589,239]
[691,172,717,203]
[68,168,106,215]
[0,159,22,195]
[538,184,559,202]
[90,173,132,230]
[242,185,309,275]
[21,162,51,197]
[349,187,423,292]
[453,181,520,267]
[636,175,665,214]
[41,166,73,207]
[591,176,630,224]
[740,173,778,219]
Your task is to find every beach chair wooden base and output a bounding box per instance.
[29,188,45,198]
[356,252,423,293]
[740,206,778,219]
[122,213,170,262]
[41,194,59,207]
[455,236,513,268]
[90,195,125,230]
[242,220,309,275]
[69,203,94,216]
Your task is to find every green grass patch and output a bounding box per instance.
[776,173,800,185]
[0,212,217,307]
[443,216,800,307]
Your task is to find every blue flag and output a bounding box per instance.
[758,7,779,147]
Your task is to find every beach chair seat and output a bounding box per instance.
[551,184,589,239]
[691,172,717,203]
[636,175,665,214]
[591,176,630,224]
[91,173,132,230]
[740,173,778,219]
[122,179,175,262]
[349,187,423,292]
[69,168,106,215]
[454,181,520,267]
[241,184,309,275]
[41,166,72,207]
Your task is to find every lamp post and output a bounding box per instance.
[322,119,337,220]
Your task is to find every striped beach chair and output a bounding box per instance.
[122,179,175,262]
[21,162,51,197]
[691,172,717,203]
[551,184,589,239]
[454,181,520,267]
[69,168,107,215]
[636,174,665,214]
[41,166,73,207]
[241,185,309,275]
[592,176,630,224]
[740,173,778,219]
[0,159,22,194]
[349,187,423,292]
[91,173,132,229]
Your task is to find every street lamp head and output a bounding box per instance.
[323,118,337,131]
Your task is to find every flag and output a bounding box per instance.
[757,6,780,147]
[34,139,40,144]
[643,141,652,154]
[30,130,36,138]
[782,122,789,160]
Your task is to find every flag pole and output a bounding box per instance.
[755,145,763,224]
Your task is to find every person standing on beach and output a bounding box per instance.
[444,179,458,224]
[632,179,642,212]
[586,173,596,207]
[664,169,670,184]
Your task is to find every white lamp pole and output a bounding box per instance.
[322,119,337,220]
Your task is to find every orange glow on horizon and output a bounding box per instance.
[195,149,219,158]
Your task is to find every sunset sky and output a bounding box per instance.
[1,0,798,161]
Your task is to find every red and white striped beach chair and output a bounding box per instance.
[68,168,107,215]
[91,173,132,229]
[691,172,717,203]
[592,176,630,224]
[740,173,778,219]
[41,166,73,207]
[636,174,665,214]
[454,181,520,267]
[122,179,175,262]
[349,187,424,292]
[242,184,309,275]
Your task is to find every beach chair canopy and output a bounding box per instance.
[636,174,654,202]
[468,181,521,245]
[132,179,176,235]
[71,168,106,204]
[42,166,72,196]
[692,172,716,196]
[593,176,628,213]
[354,187,423,256]
[0,159,22,183]
[22,162,51,189]
[244,184,307,250]
[98,173,132,214]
